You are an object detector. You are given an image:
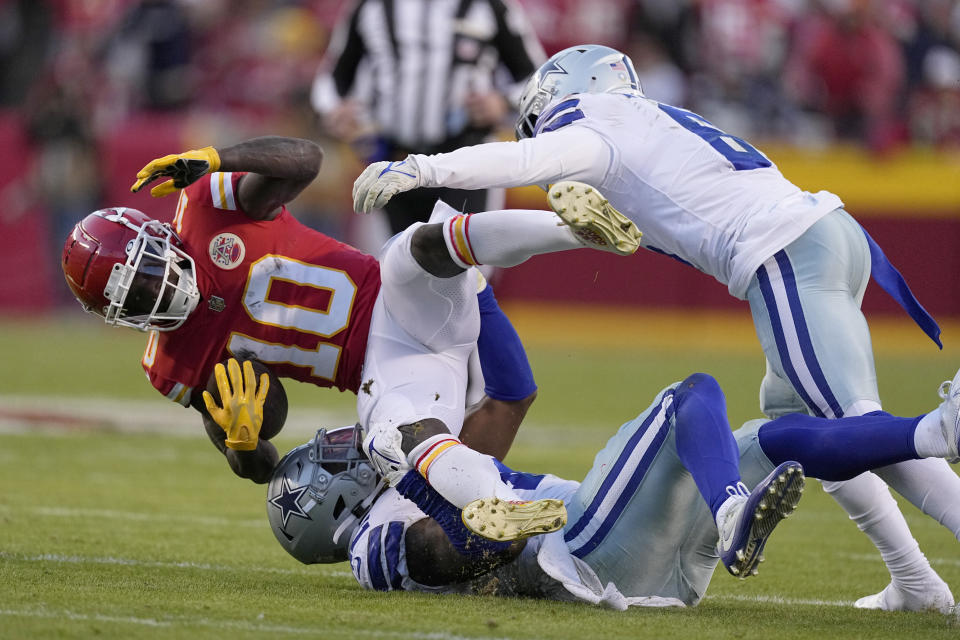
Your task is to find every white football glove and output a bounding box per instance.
[352,156,421,214]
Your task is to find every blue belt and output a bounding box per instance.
[861,226,942,349]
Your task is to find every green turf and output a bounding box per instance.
[2,316,960,638]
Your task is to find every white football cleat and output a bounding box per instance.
[462,497,567,542]
[937,368,960,463]
[547,181,642,256]
[717,461,804,578]
[854,579,954,614]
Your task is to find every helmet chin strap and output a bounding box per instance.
[331,476,389,545]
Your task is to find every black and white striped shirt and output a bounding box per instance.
[312,0,545,152]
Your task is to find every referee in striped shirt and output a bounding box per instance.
[312,0,545,234]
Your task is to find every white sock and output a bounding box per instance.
[442,210,581,269]
[876,458,960,540]
[822,473,934,584]
[913,411,949,458]
[880,545,942,593]
[408,435,521,508]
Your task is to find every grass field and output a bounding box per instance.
[2,307,960,639]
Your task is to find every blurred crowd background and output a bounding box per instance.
[2,0,959,313]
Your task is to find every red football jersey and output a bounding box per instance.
[141,171,381,407]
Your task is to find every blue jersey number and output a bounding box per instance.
[658,104,771,171]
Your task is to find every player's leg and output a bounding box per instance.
[757,411,940,479]
[758,360,810,419]
[746,208,955,610]
[563,377,799,604]
[408,186,641,279]
[563,382,711,604]
[872,369,960,540]
[757,362,960,471]
[753,390,960,614]
[360,220,563,541]
[672,373,804,577]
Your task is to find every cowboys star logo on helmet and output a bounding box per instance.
[514,44,643,140]
[267,426,379,564]
[269,476,312,529]
[539,57,569,80]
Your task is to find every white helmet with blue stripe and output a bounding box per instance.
[515,44,643,140]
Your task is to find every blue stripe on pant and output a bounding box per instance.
[561,387,780,605]
[756,250,844,419]
[564,388,676,558]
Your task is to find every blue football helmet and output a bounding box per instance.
[515,44,643,140]
[266,426,379,564]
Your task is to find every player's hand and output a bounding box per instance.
[352,156,421,214]
[131,146,221,197]
[202,358,269,451]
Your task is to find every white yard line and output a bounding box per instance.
[0,607,520,640]
[705,593,855,607]
[0,551,344,578]
[0,394,592,445]
[0,504,264,528]
[0,394,354,437]
[4,550,862,610]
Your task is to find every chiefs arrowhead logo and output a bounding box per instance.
[208,233,246,270]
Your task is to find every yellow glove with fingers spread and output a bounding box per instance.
[131,146,221,197]
[202,358,269,452]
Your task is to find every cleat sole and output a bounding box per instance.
[462,498,567,542]
[721,461,805,580]
[548,181,642,256]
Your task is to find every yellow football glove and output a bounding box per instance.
[202,358,269,452]
[130,146,221,197]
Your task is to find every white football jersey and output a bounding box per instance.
[413,92,844,298]
[347,462,688,609]
[347,463,581,596]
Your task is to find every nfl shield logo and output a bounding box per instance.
[208,233,246,270]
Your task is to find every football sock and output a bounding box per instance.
[408,435,522,508]
[476,285,536,401]
[672,373,743,518]
[875,458,960,540]
[757,411,922,480]
[442,210,582,269]
[912,411,950,458]
[822,473,935,587]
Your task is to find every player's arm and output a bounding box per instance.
[404,515,525,586]
[489,0,544,87]
[194,358,288,484]
[220,136,323,221]
[352,126,607,213]
[310,1,369,140]
[199,409,280,484]
[131,136,323,221]
[393,471,526,586]
[458,283,537,461]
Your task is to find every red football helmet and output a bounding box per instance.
[62,207,200,331]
